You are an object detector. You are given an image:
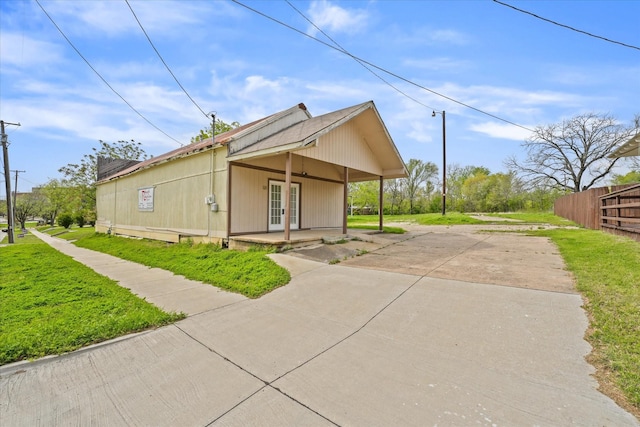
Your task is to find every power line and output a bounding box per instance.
[34,0,185,146]
[285,0,439,113]
[493,0,640,52]
[231,0,534,133]
[125,0,210,120]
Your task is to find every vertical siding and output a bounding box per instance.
[299,121,382,175]
[301,179,343,227]
[230,166,270,233]
[230,165,344,233]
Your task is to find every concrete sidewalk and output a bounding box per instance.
[28,229,249,316]
[1,227,638,426]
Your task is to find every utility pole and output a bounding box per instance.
[13,169,26,231]
[1,120,21,243]
[432,110,447,215]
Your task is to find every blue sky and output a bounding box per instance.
[1,0,638,197]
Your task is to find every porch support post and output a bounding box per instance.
[226,163,232,240]
[379,175,384,231]
[284,152,292,241]
[343,166,349,235]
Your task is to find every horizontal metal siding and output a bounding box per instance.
[96,149,228,239]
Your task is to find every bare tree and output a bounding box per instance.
[506,113,638,192]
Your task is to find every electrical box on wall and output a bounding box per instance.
[205,194,218,212]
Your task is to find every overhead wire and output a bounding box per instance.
[125,0,211,120]
[231,0,534,133]
[493,0,640,52]
[34,0,185,146]
[284,0,439,113]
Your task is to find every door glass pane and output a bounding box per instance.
[270,184,281,225]
[290,187,297,224]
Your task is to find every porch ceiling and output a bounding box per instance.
[232,154,384,183]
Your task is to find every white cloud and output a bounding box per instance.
[390,26,470,47]
[469,121,532,141]
[307,0,369,36]
[402,57,471,71]
[429,29,470,45]
[0,33,63,68]
[40,0,212,39]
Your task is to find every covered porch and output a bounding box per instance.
[225,101,407,243]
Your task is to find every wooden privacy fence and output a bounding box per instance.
[600,183,640,240]
[554,183,640,241]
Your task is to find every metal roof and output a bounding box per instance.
[610,133,640,158]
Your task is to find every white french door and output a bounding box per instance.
[269,181,299,231]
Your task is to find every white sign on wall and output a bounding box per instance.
[138,187,154,211]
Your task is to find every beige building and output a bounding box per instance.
[95,101,407,247]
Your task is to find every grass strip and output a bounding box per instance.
[531,228,640,412]
[74,234,291,299]
[348,224,405,234]
[485,212,577,226]
[348,212,485,226]
[0,241,183,365]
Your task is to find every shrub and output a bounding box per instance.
[75,212,86,228]
[58,213,74,229]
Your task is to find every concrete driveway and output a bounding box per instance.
[1,225,638,426]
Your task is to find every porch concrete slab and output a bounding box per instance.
[178,265,420,382]
[272,276,638,426]
[342,230,576,293]
[341,251,451,276]
[0,325,264,426]
[214,386,330,426]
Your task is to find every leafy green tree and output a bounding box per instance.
[0,196,6,218]
[39,180,72,226]
[460,172,490,212]
[484,172,524,212]
[58,140,148,220]
[14,193,40,229]
[611,170,640,185]
[349,181,380,214]
[191,119,240,143]
[384,179,405,215]
[404,159,438,214]
[506,113,638,192]
[446,164,490,212]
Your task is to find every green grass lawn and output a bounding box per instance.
[531,228,640,413]
[347,223,405,234]
[349,212,486,226]
[485,212,577,226]
[73,233,291,299]
[0,237,184,365]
